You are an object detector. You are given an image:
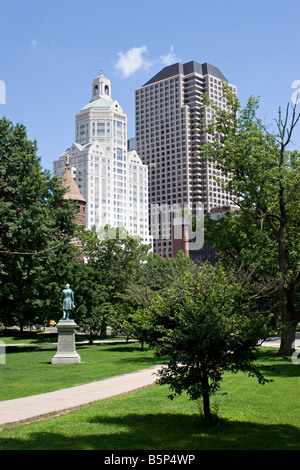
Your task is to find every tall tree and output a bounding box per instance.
[200,87,300,355]
[0,117,77,328]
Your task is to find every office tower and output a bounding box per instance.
[53,69,151,246]
[135,61,237,258]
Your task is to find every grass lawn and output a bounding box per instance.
[0,347,299,450]
[0,335,163,401]
[0,327,122,344]
[0,328,59,344]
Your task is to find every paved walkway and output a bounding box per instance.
[261,336,300,349]
[0,365,161,427]
[3,339,138,347]
[1,336,299,428]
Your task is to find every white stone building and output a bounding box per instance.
[53,70,151,246]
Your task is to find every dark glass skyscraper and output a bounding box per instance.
[135,61,237,258]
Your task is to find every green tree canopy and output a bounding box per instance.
[145,263,270,423]
[0,117,78,328]
[75,225,152,339]
[200,87,300,355]
[119,251,196,348]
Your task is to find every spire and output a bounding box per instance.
[61,155,86,203]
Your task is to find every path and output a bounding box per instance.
[1,336,299,427]
[0,365,161,427]
[260,336,300,349]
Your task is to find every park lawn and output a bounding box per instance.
[0,341,163,401]
[0,328,117,344]
[0,328,59,344]
[0,348,299,450]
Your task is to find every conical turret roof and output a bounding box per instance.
[61,156,86,203]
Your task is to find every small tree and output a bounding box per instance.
[146,263,270,423]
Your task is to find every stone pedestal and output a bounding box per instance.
[52,319,81,364]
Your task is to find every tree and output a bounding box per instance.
[204,209,281,324]
[146,263,270,423]
[70,260,112,343]
[122,252,197,348]
[0,117,78,328]
[200,87,300,356]
[77,225,151,338]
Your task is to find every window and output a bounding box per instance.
[116,148,122,160]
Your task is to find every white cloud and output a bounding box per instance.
[115,45,181,79]
[159,45,180,66]
[31,39,38,49]
[115,46,153,78]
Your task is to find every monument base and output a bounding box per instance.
[51,353,81,364]
[51,319,81,364]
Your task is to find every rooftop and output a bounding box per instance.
[142,61,228,86]
[61,159,86,203]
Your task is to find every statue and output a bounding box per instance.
[52,283,81,364]
[61,283,75,320]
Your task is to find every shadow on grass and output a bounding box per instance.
[5,345,56,355]
[0,329,58,344]
[97,345,146,353]
[4,342,143,355]
[0,413,299,450]
[256,349,300,378]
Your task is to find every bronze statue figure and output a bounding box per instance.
[61,283,75,320]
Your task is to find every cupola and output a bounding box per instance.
[91,69,111,102]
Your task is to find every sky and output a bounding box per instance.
[0,0,299,172]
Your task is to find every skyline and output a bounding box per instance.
[0,0,300,171]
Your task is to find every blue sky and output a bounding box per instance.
[0,0,299,171]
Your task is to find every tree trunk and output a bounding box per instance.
[276,196,297,356]
[201,371,213,423]
[88,329,94,345]
[202,392,212,423]
[276,154,290,356]
[99,318,107,338]
[278,315,297,356]
[277,280,297,356]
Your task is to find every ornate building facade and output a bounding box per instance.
[53,69,151,246]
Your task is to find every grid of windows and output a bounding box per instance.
[53,72,151,246]
[135,62,238,258]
